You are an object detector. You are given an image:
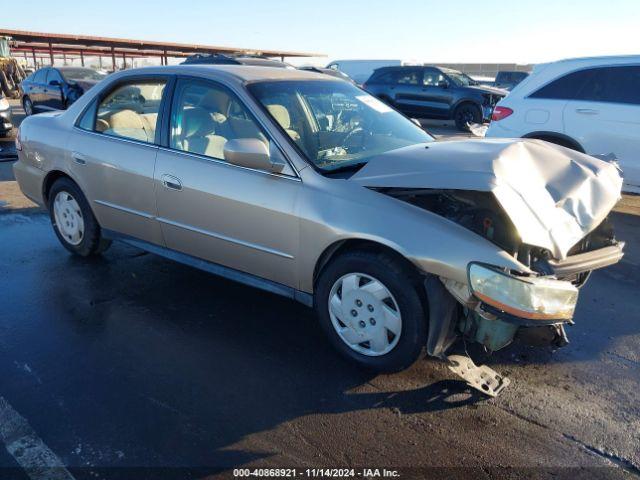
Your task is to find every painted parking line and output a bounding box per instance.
[0,396,76,480]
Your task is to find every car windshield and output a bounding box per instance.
[248,80,434,172]
[446,71,478,87]
[60,68,106,81]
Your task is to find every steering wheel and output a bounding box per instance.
[342,126,370,153]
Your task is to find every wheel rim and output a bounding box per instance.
[457,107,475,126]
[328,273,402,356]
[24,99,33,116]
[53,191,85,246]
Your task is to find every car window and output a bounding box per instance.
[576,66,640,105]
[529,69,596,100]
[249,80,433,172]
[423,70,445,86]
[93,79,167,143]
[394,70,420,85]
[32,69,47,84]
[46,69,63,85]
[169,79,269,162]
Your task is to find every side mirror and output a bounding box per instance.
[437,80,449,89]
[224,138,285,173]
[49,80,61,87]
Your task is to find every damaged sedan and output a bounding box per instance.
[13,65,624,375]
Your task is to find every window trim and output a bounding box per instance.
[161,74,300,179]
[73,73,174,147]
[526,63,640,105]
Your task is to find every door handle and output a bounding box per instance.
[161,174,182,191]
[576,108,599,115]
[71,152,87,165]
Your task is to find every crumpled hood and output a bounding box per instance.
[351,139,623,259]
[465,85,508,96]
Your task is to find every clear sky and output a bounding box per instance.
[4,0,639,65]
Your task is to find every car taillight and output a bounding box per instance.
[491,106,513,121]
[15,127,22,151]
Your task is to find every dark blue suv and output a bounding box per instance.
[363,66,506,131]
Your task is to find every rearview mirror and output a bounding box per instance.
[437,80,449,89]
[223,138,285,173]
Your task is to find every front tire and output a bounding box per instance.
[48,178,111,257]
[315,250,428,372]
[454,103,482,132]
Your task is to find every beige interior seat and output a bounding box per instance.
[103,109,150,142]
[180,107,227,159]
[266,104,301,143]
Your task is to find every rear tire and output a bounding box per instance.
[315,250,428,372]
[454,103,482,132]
[48,177,111,257]
[23,96,34,116]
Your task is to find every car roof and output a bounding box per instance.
[110,64,337,83]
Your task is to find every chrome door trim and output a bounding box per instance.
[72,127,161,150]
[156,216,295,259]
[93,199,155,219]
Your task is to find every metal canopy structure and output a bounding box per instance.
[1,29,323,68]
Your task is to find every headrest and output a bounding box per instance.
[181,107,214,138]
[199,89,230,114]
[267,104,291,129]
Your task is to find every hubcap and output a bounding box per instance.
[53,191,84,246]
[328,273,402,356]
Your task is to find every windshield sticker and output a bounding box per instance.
[356,95,393,113]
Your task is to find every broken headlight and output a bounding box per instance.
[468,263,578,321]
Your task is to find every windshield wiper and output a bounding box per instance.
[321,161,369,175]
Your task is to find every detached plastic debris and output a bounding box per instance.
[468,123,488,137]
[447,354,510,397]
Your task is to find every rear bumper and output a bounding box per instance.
[12,159,46,206]
[0,108,12,132]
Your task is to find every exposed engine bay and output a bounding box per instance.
[374,187,619,285]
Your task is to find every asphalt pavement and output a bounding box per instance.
[0,101,639,480]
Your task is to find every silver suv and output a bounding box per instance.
[14,65,624,372]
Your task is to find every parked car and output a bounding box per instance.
[326,59,401,85]
[14,65,624,373]
[486,55,640,193]
[363,66,507,131]
[298,66,357,84]
[0,91,12,136]
[182,53,292,69]
[20,67,107,116]
[493,71,529,90]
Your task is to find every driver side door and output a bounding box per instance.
[154,77,301,287]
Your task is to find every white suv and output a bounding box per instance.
[486,55,640,193]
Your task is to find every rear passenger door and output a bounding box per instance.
[29,68,48,110]
[44,69,65,110]
[153,77,301,287]
[67,75,171,244]
[389,69,424,116]
[563,65,640,190]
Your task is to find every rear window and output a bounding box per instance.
[530,65,640,104]
[370,69,420,85]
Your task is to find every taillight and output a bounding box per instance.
[491,106,513,121]
[15,127,22,151]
